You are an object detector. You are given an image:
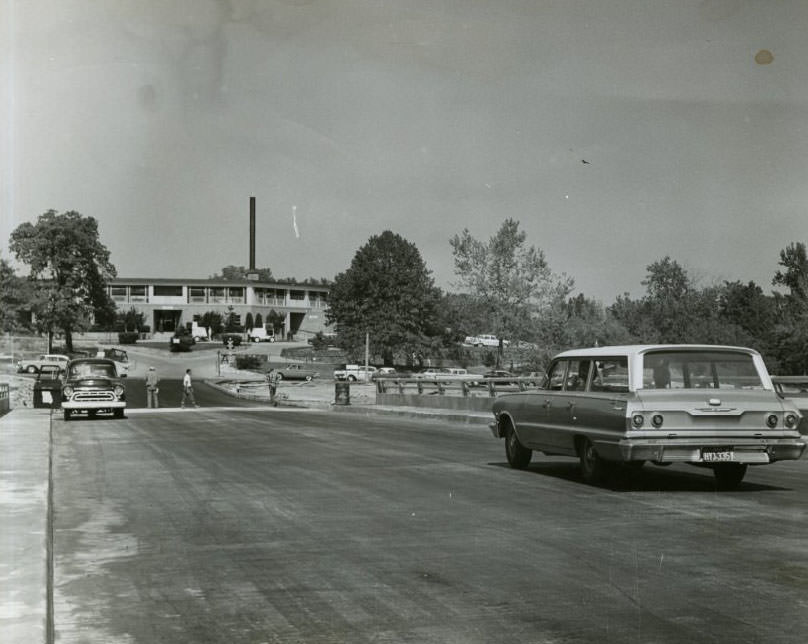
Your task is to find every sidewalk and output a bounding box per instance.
[0,409,51,644]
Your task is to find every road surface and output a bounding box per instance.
[51,408,808,643]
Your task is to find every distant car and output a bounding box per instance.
[490,344,806,489]
[372,367,398,380]
[274,363,319,381]
[16,353,70,374]
[465,334,508,348]
[247,327,275,343]
[95,347,130,376]
[482,370,518,385]
[61,358,127,421]
[333,364,378,382]
[33,364,65,408]
[169,332,194,352]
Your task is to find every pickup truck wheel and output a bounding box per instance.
[504,424,532,469]
[114,409,125,419]
[712,463,747,490]
[305,375,312,381]
[348,375,356,382]
[276,373,283,381]
[27,365,38,374]
[579,438,608,485]
[252,337,260,343]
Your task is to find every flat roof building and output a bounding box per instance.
[108,277,330,340]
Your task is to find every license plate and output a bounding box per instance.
[42,391,52,404]
[702,448,735,462]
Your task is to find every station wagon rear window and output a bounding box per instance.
[641,350,764,390]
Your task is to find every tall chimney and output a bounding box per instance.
[249,196,256,271]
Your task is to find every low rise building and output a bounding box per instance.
[107,277,329,340]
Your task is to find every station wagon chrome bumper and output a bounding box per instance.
[602,436,806,464]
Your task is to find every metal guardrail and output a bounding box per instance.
[374,376,539,397]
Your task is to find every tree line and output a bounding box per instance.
[2,209,807,374]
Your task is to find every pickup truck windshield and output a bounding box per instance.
[641,350,764,390]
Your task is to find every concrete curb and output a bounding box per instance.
[0,409,51,644]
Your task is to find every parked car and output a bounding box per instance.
[247,327,275,342]
[16,353,70,374]
[333,364,378,382]
[61,358,127,421]
[464,334,507,348]
[169,331,194,352]
[33,364,65,408]
[482,370,519,385]
[490,344,806,489]
[418,368,476,381]
[372,367,398,380]
[95,347,129,377]
[274,363,319,381]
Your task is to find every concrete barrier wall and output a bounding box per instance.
[376,392,494,413]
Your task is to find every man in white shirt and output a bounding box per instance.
[181,368,199,408]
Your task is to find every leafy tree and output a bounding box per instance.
[9,210,117,352]
[117,306,145,333]
[450,219,573,365]
[772,242,808,300]
[200,311,224,335]
[0,257,33,331]
[326,231,442,364]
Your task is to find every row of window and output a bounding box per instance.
[109,285,327,305]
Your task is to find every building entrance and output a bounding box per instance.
[154,310,182,333]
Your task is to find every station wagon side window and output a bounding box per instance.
[590,357,629,393]
[547,361,567,390]
[565,360,592,391]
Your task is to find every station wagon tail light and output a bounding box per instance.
[651,414,664,428]
[766,414,778,428]
[632,413,644,428]
[113,385,125,397]
[784,413,799,429]
[62,385,73,397]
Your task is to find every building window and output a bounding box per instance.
[153,285,183,297]
[110,286,127,302]
[290,290,305,300]
[228,287,245,303]
[209,287,226,304]
[130,285,147,302]
[188,287,206,303]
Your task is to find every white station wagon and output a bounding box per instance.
[490,345,806,489]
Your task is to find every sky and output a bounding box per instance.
[2,0,807,303]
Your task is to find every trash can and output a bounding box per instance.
[334,381,350,406]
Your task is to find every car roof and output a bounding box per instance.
[553,344,760,359]
[67,357,117,366]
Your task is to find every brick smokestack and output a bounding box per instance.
[249,196,256,271]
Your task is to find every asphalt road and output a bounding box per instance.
[51,408,808,643]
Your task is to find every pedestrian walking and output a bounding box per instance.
[267,367,280,407]
[146,366,160,408]
[181,368,199,408]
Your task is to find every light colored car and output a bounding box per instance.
[465,334,508,348]
[61,358,126,421]
[490,344,806,489]
[17,353,71,374]
[333,364,378,382]
[275,363,319,381]
[95,347,129,377]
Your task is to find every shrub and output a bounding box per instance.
[235,354,266,371]
[118,332,139,344]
